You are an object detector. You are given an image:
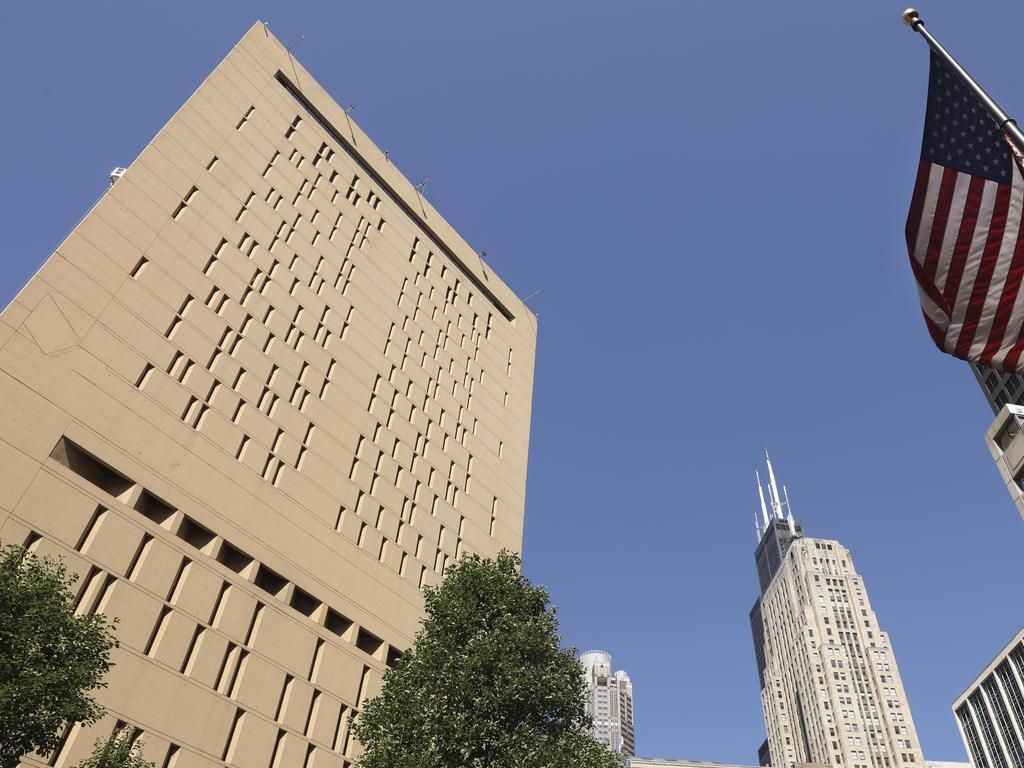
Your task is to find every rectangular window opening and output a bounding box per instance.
[289,587,321,617]
[325,608,353,638]
[134,489,177,527]
[178,516,216,553]
[355,628,383,657]
[386,646,403,669]
[50,437,135,501]
[254,564,288,598]
[217,542,255,575]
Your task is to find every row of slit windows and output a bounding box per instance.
[134,85,511,591]
[160,147,365,488]
[44,674,363,768]
[160,104,481,511]
[49,435,402,667]
[271,72,515,323]
[38,437,408,766]
[160,95,394,498]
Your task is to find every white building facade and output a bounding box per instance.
[953,628,1024,768]
[750,454,925,768]
[581,650,636,757]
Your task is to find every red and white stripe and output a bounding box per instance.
[905,154,1024,372]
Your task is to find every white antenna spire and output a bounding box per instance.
[765,449,783,519]
[754,513,762,543]
[756,470,770,529]
[783,484,796,533]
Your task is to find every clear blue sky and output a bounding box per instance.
[1,1,1021,763]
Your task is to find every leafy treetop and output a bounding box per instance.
[0,544,117,768]
[76,727,155,768]
[352,551,623,768]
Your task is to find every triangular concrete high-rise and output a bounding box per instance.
[0,22,536,767]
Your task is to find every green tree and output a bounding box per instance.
[76,727,154,768]
[0,544,118,768]
[352,551,622,768]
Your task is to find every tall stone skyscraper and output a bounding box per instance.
[749,454,924,768]
[0,22,536,768]
[580,650,636,757]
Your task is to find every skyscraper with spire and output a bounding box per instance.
[749,453,925,768]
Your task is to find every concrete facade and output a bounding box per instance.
[750,461,925,768]
[983,404,1024,523]
[953,629,1024,768]
[581,650,636,757]
[1,22,536,768]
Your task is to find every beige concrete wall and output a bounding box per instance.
[0,21,536,768]
[984,405,1024,522]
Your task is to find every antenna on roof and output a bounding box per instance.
[343,104,357,114]
[756,470,770,530]
[754,513,762,544]
[783,483,796,533]
[286,34,307,52]
[765,449,783,519]
[414,177,429,192]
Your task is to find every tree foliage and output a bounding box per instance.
[352,551,622,768]
[0,544,117,768]
[77,727,155,768]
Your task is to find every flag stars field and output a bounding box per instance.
[905,45,1024,371]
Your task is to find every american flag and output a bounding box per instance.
[906,52,1024,372]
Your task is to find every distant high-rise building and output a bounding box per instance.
[628,759,762,768]
[749,453,925,768]
[581,650,636,757]
[627,757,964,768]
[971,363,1024,414]
[0,21,537,768]
[953,629,1024,768]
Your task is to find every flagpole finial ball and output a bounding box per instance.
[902,8,921,26]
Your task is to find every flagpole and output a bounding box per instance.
[902,8,1024,157]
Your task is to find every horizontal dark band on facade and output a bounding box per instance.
[274,72,515,323]
[48,435,403,669]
